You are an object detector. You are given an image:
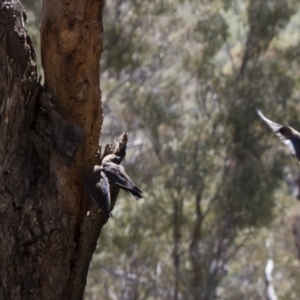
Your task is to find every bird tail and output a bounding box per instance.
[129,189,143,200]
[116,185,143,200]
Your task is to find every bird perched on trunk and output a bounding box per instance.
[85,168,112,218]
[94,154,143,200]
[256,108,300,161]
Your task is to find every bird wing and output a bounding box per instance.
[103,164,143,194]
[283,140,296,156]
[256,108,284,141]
[97,174,111,199]
[256,108,296,156]
[95,175,112,217]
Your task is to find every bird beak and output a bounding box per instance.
[94,165,102,172]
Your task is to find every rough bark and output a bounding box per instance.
[0,0,121,299]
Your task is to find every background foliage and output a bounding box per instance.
[23,0,300,299]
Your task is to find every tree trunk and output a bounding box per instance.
[0,0,121,299]
[189,193,203,299]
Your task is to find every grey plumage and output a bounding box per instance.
[96,154,143,200]
[96,173,112,217]
[256,108,300,161]
[85,168,112,217]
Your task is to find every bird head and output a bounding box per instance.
[277,127,293,139]
[102,154,122,165]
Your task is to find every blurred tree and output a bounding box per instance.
[85,0,300,299]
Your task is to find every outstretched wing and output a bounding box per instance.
[256,108,296,156]
[256,108,284,141]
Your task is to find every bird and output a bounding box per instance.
[94,154,143,200]
[256,108,300,161]
[84,168,112,218]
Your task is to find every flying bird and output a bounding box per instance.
[256,108,300,161]
[95,154,143,200]
[85,168,112,218]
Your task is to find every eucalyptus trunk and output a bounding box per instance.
[0,1,122,299]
